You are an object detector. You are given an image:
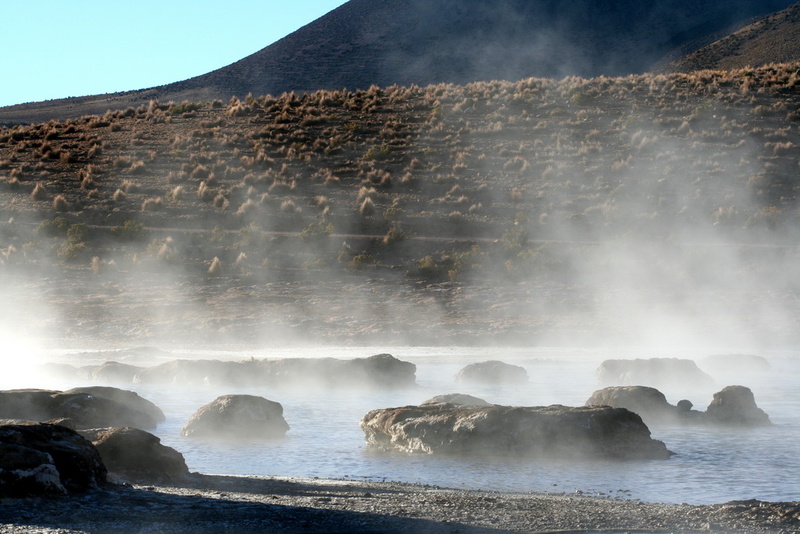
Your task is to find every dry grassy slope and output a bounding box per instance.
[2,65,800,344]
[668,2,800,72]
[1,0,795,125]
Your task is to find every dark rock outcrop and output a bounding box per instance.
[455,360,528,385]
[421,393,490,406]
[596,358,714,389]
[0,423,106,497]
[0,388,163,430]
[79,427,188,484]
[705,386,771,427]
[182,394,290,439]
[360,403,672,460]
[64,386,165,425]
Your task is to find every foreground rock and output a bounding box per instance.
[80,427,188,484]
[0,423,106,497]
[133,353,416,388]
[0,387,163,430]
[706,385,772,427]
[182,394,290,439]
[587,384,770,427]
[596,357,715,389]
[360,403,671,460]
[454,360,528,384]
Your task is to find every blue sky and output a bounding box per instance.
[0,0,348,108]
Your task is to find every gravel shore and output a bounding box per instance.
[0,474,798,533]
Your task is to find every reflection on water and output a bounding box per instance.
[4,346,799,505]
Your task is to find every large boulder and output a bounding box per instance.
[455,360,528,385]
[0,423,106,497]
[705,386,771,427]
[360,403,672,460]
[0,388,163,430]
[182,394,290,439]
[421,393,490,406]
[596,358,714,390]
[64,386,165,425]
[586,386,704,426]
[79,427,188,484]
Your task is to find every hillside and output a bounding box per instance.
[1,0,794,125]
[668,2,800,72]
[2,64,800,348]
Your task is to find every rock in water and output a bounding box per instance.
[64,386,165,425]
[182,394,290,439]
[0,423,106,497]
[0,388,162,430]
[455,360,528,384]
[79,427,188,483]
[596,358,714,389]
[705,385,771,427]
[586,386,702,426]
[421,393,490,406]
[360,404,672,460]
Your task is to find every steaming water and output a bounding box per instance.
[6,346,800,505]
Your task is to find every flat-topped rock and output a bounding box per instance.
[596,358,714,389]
[360,403,672,460]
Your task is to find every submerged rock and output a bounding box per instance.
[421,393,490,406]
[360,403,672,460]
[182,394,290,439]
[596,358,714,389]
[705,385,771,427]
[79,427,188,484]
[455,360,528,385]
[0,423,106,497]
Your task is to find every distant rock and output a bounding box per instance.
[79,427,188,484]
[421,393,490,406]
[455,360,528,385]
[133,354,417,389]
[586,386,704,426]
[86,361,145,383]
[0,423,106,497]
[134,359,247,386]
[701,354,771,375]
[182,394,290,439]
[0,388,163,430]
[705,386,771,427]
[360,403,672,460]
[596,358,714,390]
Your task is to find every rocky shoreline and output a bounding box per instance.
[0,474,798,533]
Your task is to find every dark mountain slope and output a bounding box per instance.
[1,0,794,124]
[667,2,800,72]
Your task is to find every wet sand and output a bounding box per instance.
[0,473,797,533]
